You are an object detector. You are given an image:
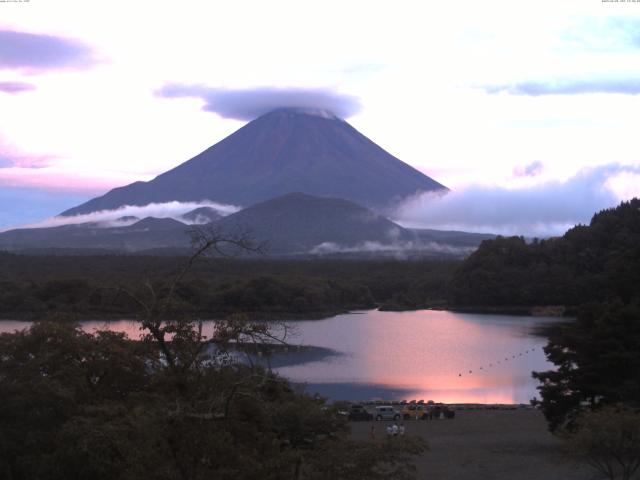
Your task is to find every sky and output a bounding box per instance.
[1,0,639,235]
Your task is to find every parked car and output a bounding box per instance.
[431,404,456,419]
[401,403,429,420]
[374,406,400,421]
[347,404,373,421]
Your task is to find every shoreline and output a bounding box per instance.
[0,308,355,323]
[0,304,573,323]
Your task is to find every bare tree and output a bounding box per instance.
[115,225,281,372]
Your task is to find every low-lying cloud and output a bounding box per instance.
[311,240,475,259]
[485,79,640,96]
[0,29,95,72]
[394,164,640,237]
[9,201,240,231]
[157,84,362,120]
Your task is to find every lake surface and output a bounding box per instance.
[0,309,562,404]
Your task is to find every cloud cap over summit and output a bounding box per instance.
[157,85,362,120]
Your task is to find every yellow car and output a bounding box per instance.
[400,404,429,420]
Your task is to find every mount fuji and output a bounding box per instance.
[61,108,446,216]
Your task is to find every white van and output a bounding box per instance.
[374,406,400,421]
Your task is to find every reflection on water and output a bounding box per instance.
[279,310,560,404]
[0,310,561,404]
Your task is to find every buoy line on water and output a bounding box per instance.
[457,347,536,377]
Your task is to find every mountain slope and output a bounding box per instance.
[61,108,445,216]
[212,193,493,255]
[213,192,412,254]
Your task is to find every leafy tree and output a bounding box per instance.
[0,322,150,479]
[533,301,640,431]
[563,405,640,480]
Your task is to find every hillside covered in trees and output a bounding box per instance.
[449,198,640,308]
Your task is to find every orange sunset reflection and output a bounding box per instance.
[0,310,561,404]
[278,309,560,404]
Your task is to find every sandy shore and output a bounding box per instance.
[349,409,591,480]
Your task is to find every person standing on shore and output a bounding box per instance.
[392,423,399,437]
[399,423,405,436]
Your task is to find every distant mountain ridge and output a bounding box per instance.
[0,193,492,256]
[61,108,446,216]
[0,217,190,251]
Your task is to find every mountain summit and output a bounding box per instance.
[61,108,446,216]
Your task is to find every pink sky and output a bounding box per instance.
[1,0,639,233]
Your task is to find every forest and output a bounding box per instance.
[449,198,640,308]
[0,255,456,320]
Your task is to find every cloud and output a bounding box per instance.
[0,29,95,72]
[0,139,136,193]
[310,240,474,257]
[0,155,54,169]
[394,164,640,237]
[560,16,640,52]
[513,160,543,178]
[157,84,362,120]
[614,17,640,48]
[6,200,240,231]
[484,79,640,96]
[0,140,55,168]
[0,81,36,94]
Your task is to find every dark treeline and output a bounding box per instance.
[449,199,640,308]
[0,255,457,320]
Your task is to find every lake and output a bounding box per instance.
[0,309,562,404]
